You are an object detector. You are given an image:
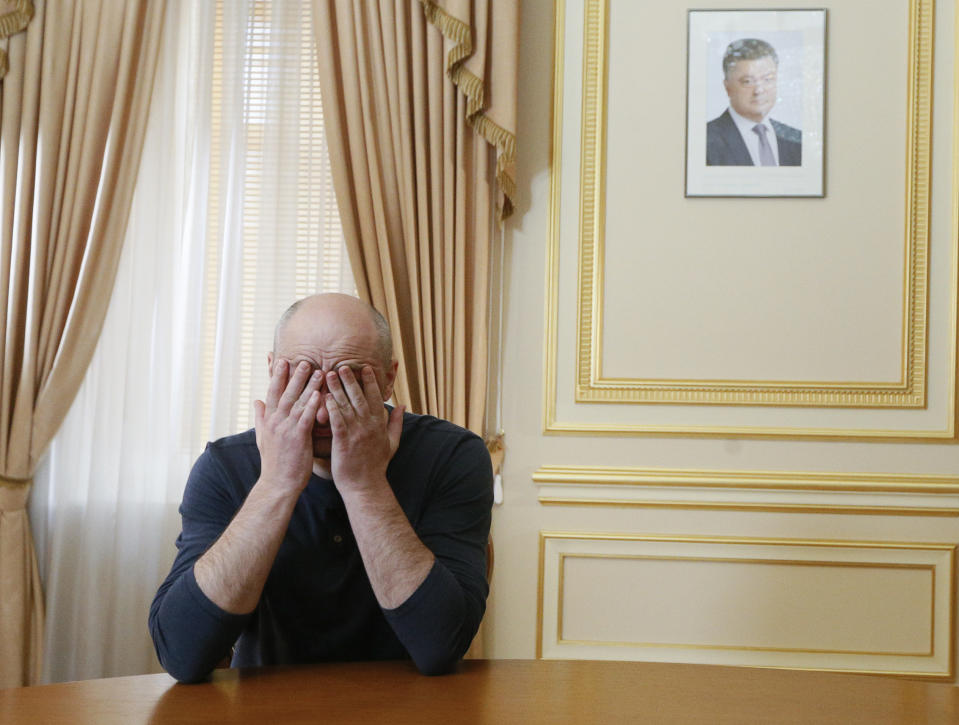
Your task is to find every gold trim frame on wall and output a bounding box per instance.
[580,0,926,406]
[543,0,959,438]
[537,532,956,678]
[533,464,959,516]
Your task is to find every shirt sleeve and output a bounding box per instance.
[148,444,252,683]
[382,433,493,674]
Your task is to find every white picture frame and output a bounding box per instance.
[685,9,826,197]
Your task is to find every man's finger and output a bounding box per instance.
[297,390,321,432]
[326,393,344,431]
[360,366,383,409]
[253,399,266,447]
[336,366,369,414]
[265,358,289,411]
[291,369,324,414]
[278,361,313,413]
[326,369,356,419]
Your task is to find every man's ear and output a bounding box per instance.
[382,359,399,401]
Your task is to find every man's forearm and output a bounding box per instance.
[340,477,435,610]
[195,356,322,614]
[194,479,298,614]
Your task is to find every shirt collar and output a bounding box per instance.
[728,106,773,137]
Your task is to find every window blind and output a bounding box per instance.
[202,0,353,437]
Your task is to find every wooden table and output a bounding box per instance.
[2,659,959,724]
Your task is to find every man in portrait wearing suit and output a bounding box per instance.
[706,38,801,167]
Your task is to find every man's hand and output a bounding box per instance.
[254,359,324,495]
[324,364,430,609]
[325,365,404,490]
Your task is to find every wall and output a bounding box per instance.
[488,0,959,680]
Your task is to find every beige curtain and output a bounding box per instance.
[312,0,517,433]
[312,0,517,658]
[0,0,166,687]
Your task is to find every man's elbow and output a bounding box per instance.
[410,648,461,676]
[158,652,216,684]
[407,624,476,676]
[149,615,216,684]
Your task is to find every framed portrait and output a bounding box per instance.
[685,9,826,197]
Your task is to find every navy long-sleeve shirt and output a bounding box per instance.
[148,413,493,683]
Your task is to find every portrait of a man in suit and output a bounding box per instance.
[706,38,802,167]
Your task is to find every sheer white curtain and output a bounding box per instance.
[29,0,352,684]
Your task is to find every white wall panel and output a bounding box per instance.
[538,533,954,678]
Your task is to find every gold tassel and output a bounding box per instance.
[485,432,505,476]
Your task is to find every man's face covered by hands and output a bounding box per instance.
[268,295,397,461]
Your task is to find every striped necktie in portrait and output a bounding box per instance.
[753,124,776,166]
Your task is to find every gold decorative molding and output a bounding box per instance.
[534,465,959,516]
[534,465,959,493]
[575,0,929,407]
[542,0,566,440]
[557,553,936,657]
[538,531,956,678]
[539,498,959,517]
[543,0,958,438]
[539,530,959,551]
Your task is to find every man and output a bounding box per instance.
[706,38,801,167]
[149,294,493,682]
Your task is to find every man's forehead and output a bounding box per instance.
[278,318,375,348]
[284,297,373,332]
[731,57,776,73]
[277,315,377,357]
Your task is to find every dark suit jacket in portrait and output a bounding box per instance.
[706,110,801,166]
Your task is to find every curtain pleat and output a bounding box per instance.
[0,0,166,687]
[311,0,517,658]
[312,0,516,432]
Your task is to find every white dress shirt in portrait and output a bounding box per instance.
[728,106,780,166]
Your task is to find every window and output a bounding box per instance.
[202,0,354,437]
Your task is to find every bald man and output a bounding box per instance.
[149,295,493,682]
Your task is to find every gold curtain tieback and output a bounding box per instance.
[0,473,33,488]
